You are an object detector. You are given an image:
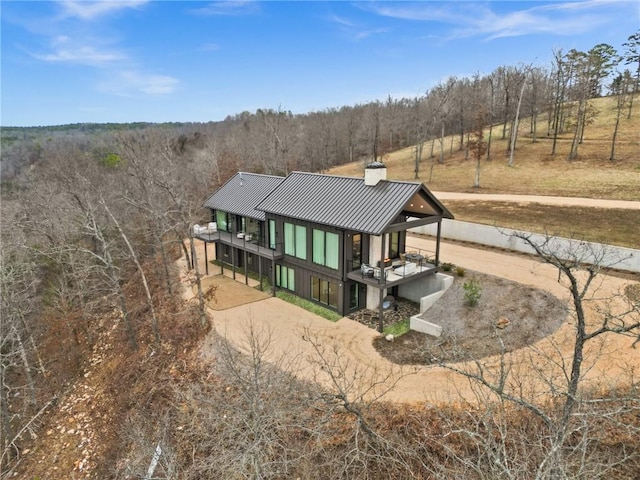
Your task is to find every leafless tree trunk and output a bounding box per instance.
[102,200,161,344]
[508,69,528,167]
[439,233,640,478]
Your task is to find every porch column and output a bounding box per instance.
[435,221,442,267]
[204,242,209,275]
[244,250,248,285]
[232,247,236,280]
[379,234,386,286]
[271,259,276,297]
[378,288,384,333]
[258,258,263,291]
[190,238,195,270]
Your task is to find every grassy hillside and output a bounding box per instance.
[329,96,640,201]
[328,97,640,248]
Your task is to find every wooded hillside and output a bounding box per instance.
[1,34,639,479]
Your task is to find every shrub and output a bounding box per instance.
[441,262,454,272]
[383,319,410,336]
[463,278,482,307]
[455,266,466,277]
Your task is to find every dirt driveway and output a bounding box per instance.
[187,236,640,405]
[431,192,640,210]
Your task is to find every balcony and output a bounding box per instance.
[346,247,437,288]
[193,224,283,260]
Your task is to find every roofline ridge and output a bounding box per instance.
[288,170,424,186]
[238,171,285,179]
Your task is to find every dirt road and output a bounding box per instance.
[190,237,640,405]
[432,192,640,210]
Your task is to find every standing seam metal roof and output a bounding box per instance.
[203,173,284,221]
[256,171,447,235]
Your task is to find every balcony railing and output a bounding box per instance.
[192,224,283,259]
[347,246,437,287]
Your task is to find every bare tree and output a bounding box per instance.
[468,110,488,188]
[438,234,640,478]
[608,71,633,162]
[507,66,529,167]
[622,30,640,118]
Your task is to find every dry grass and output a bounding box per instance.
[329,97,640,201]
[447,201,640,248]
[328,97,639,247]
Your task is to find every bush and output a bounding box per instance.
[462,278,482,306]
[455,266,466,277]
[441,262,454,272]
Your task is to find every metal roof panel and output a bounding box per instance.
[203,172,284,221]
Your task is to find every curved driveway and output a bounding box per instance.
[192,234,640,405]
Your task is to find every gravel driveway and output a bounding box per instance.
[187,231,640,404]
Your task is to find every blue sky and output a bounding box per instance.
[2,0,638,127]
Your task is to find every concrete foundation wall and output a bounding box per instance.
[411,219,640,273]
[408,273,453,337]
[418,274,454,312]
[398,273,447,303]
[410,317,443,337]
[366,285,387,310]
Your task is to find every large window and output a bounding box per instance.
[276,265,295,290]
[284,222,307,259]
[312,229,339,270]
[311,276,338,309]
[269,219,276,249]
[389,231,400,259]
[349,283,360,309]
[352,233,362,269]
[216,211,230,232]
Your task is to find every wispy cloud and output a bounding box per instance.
[31,35,124,66]
[201,42,221,52]
[362,0,622,40]
[21,2,180,97]
[58,0,149,20]
[327,13,389,41]
[99,71,179,96]
[190,0,260,16]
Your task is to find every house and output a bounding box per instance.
[195,162,454,330]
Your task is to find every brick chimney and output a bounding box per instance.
[364,161,387,186]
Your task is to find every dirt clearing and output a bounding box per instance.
[194,274,270,310]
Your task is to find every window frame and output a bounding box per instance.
[312,229,339,270]
[284,222,307,259]
[311,276,338,309]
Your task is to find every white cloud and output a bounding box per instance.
[361,0,621,40]
[99,71,179,96]
[190,0,259,16]
[31,35,124,66]
[328,14,389,41]
[58,0,149,20]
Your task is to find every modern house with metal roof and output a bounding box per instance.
[195,163,454,329]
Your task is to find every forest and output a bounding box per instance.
[1,34,639,479]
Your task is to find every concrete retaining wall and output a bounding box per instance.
[409,273,454,337]
[411,219,640,273]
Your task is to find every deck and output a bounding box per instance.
[346,261,438,288]
[194,230,284,260]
